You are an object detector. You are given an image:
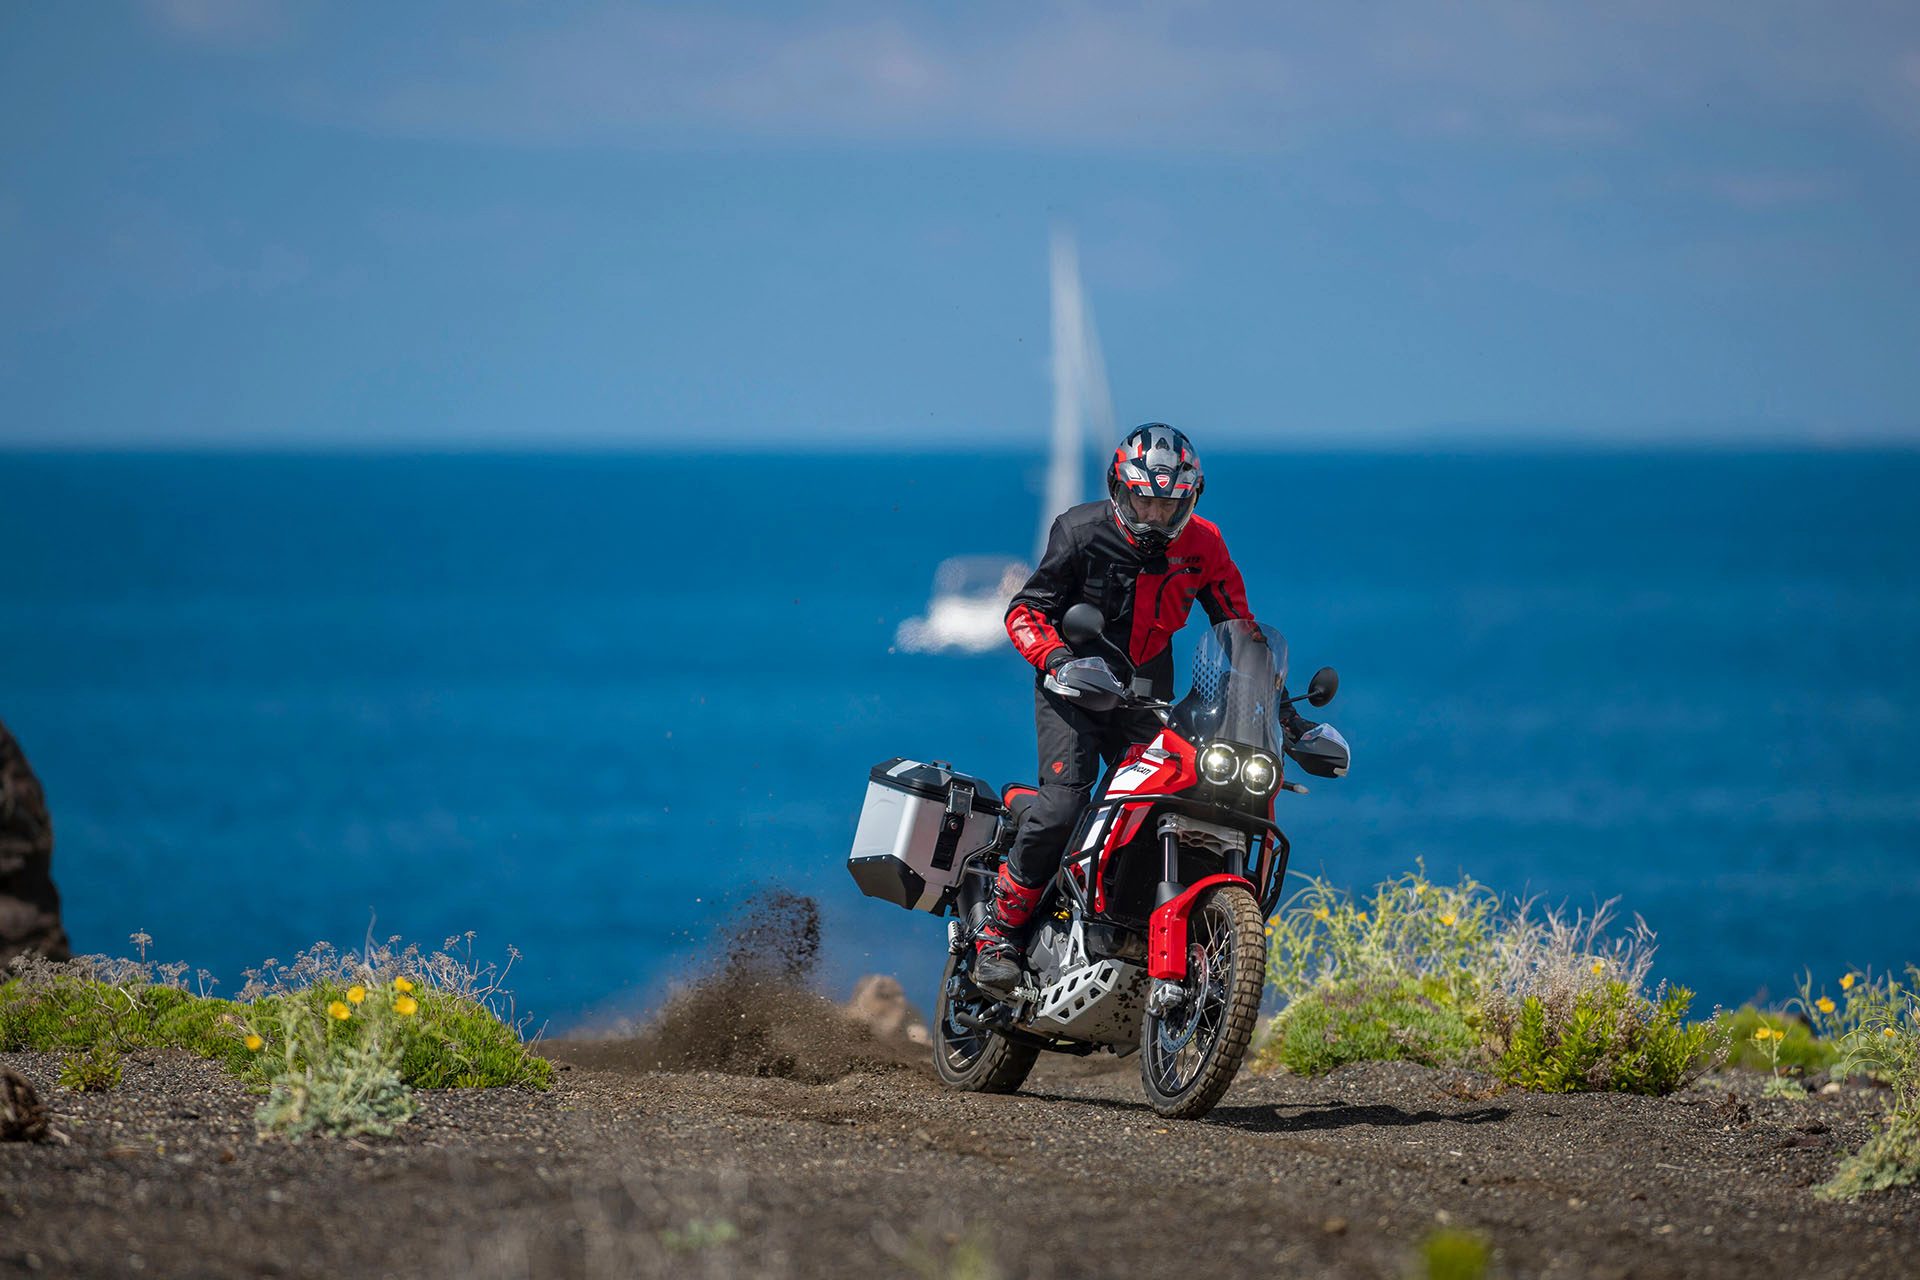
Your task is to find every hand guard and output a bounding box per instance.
[1043,656,1126,711]
[1285,722,1351,778]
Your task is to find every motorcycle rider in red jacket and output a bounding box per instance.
[975,423,1310,996]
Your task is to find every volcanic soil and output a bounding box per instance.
[1,900,1914,1279]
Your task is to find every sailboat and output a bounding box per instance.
[894,229,1116,654]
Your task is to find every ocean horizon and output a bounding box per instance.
[3,448,1916,1029]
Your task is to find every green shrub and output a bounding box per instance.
[1263,867,1724,1095]
[1260,977,1477,1076]
[1265,864,1502,1009]
[1818,1113,1920,1200]
[57,1044,123,1092]
[1420,1229,1492,1280]
[251,983,418,1138]
[1719,1006,1835,1075]
[239,984,551,1092]
[0,975,549,1092]
[0,931,551,1135]
[0,976,248,1063]
[1490,981,1719,1095]
[660,1219,742,1253]
[1810,967,1920,1200]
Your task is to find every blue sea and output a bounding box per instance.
[3,451,1916,1030]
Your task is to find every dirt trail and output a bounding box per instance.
[2,898,1914,1278]
[2,1044,1914,1280]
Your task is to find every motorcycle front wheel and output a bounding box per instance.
[932,951,1040,1093]
[1140,883,1265,1120]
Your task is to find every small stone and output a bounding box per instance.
[0,1068,49,1143]
[1323,1217,1349,1236]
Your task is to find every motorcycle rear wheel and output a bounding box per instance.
[932,952,1040,1093]
[1140,883,1265,1120]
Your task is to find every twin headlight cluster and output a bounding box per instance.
[1197,741,1278,794]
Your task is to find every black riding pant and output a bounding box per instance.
[1005,682,1166,889]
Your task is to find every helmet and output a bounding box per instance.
[1108,423,1204,554]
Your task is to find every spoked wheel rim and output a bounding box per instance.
[937,964,993,1073]
[1144,895,1240,1099]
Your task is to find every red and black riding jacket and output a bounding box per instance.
[1006,501,1254,698]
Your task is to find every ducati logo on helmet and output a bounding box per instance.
[1155,474,1169,488]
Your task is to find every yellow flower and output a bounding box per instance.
[1355,912,1368,924]
[1439,913,1457,928]
[1590,961,1605,976]
[328,1000,351,1021]
[346,985,367,1005]
[1885,1028,1899,1039]
[1840,974,1855,991]
[1752,1027,1779,1043]
[244,1033,264,1052]
[1311,906,1330,922]
[1816,997,1835,1014]
[394,995,419,1017]
[1413,883,1428,896]
[1264,927,1273,936]
[393,976,415,993]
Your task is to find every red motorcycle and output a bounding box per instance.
[849,604,1347,1119]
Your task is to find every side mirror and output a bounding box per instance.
[1061,603,1106,647]
[1306,666,1338,708]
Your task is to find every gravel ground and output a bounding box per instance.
[0,1040,1914,1280]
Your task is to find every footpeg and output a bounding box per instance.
[946,920,965,955]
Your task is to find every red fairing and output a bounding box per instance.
[1092,730,1200,911]
[1006,601,1067,671]
[1147,873,1256,980]
[1127,516,1252,667]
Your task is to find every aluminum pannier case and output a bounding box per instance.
[847,758,1004,913]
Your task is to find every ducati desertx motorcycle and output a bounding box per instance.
[846,602,1349,1121]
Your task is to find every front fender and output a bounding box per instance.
[1147,873,1256,980]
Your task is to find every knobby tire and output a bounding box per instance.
[933,951,1040,1094]
[1140,883,1265,1120]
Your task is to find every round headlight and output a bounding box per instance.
[1242,752,1276,793]
[1198,742,1239,785]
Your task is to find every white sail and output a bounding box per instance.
[1039,227,1114,562]
[896,228,1114,655]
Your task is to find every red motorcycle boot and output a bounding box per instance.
[972,864,1044,997]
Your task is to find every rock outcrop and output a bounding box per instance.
[846,974,930,1047]
[0,719,69,968]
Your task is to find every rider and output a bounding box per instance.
[974,423,1313,996]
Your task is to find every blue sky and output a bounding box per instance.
[3,1,1918,448]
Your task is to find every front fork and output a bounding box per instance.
[1148,829,1188,1014]
[1147,826,1260,1013]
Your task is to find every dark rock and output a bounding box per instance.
[0,719,70,967]
[1713,1090,1752,1128]
[1,1067,49,1142]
